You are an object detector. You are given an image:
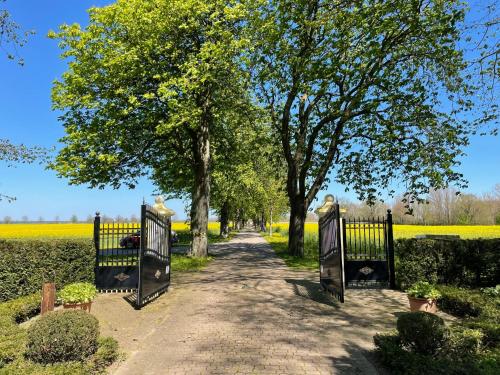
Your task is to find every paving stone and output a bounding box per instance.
[92,230,413,374]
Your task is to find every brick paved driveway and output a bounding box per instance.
[94,230,410,374]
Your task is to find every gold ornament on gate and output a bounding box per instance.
[153,195,176,217]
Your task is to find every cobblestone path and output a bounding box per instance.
[101,230,409,374]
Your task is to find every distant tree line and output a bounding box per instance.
[2,214,142,224]
[340,185,500,225]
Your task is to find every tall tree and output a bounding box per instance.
[50,0,248,256]
[249,0,484,256]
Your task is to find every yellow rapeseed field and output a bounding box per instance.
[271,222,500,239]
[0,222,220,239]
[0,221,497,239]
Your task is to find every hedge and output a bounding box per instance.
[0,239,94,302]
[395,238,500,290]
[0,293,40,367]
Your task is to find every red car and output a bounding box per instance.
[119,230,178,248]
[119,230,141,249]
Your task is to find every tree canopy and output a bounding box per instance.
[49,0,497,258]
[248,0,489,256]
[50,0,250,256]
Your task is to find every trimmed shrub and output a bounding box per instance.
[395,238,500,290]
[444,327,484,358]
[26,310,99,364]
[1,337,119,374]
[481,285,500,298]
[476,348,500,375]
[0,239,94,302]
[438,285,486,317]
[465,319,500,348]
[397,311,447,355]
[373,331,476,375]
[0,294,40,368]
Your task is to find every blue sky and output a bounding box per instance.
[0,0,498,221]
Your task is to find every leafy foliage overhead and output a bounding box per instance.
[249,0,487,209]
[50,0,249,196]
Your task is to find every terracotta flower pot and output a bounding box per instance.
[408,296,438,313]
[63,301,92,312]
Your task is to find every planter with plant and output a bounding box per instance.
[407,281,441,313]
[59,282,97,312]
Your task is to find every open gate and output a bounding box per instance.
[94,204,171,308]
[319,203,345,302]
[319,206,395,302]
[137,204,171,307]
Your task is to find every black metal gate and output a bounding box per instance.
[94,216,140,291]
[137,204,171,307]
[94,204,171,308]
[319,207,395,303]
[343,211,395,289]
[319,203,345,302]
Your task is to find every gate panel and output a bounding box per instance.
[342,210,395,289]
[319,203,344,302]
[94,215,140,291]
[137,204,171,308]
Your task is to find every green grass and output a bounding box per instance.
[171,254,214,272]
[175,228,236,246]
[263,233,318,270]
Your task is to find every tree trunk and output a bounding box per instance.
[220,201,229,238]
[190,122,210,257]
[260,211,266,232]
[269,207,273,236]
[288,195,307,257]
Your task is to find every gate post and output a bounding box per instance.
[386,209,396,289]
[137,204,147,306]
[339,215,346,302]
[93,212,100,281]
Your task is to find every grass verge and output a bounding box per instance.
[262,232,318,270]
[171,254,214,272]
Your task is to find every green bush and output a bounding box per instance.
[373,331,476,375]
[58,282,97,304]
[397,311,447,355]
[465,319,500,348]
[1,337,119,374]
[395,238,500,290]
[436,285,499,351]
[26,310,99,364]
[481,285,500,298]
[444,327,484,358]
[437,285,486,317]
[0,294,40,367]
[476,348,500,375]
[0,239,94,302]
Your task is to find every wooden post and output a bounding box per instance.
[41,283,55,315]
